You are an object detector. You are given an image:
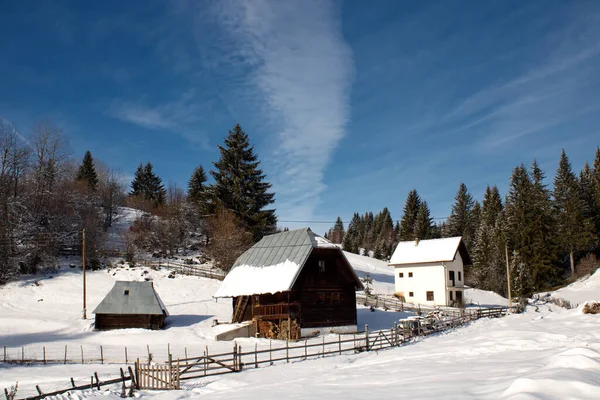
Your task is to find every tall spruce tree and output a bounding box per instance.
[413,201,433,240]
[130,162,166,207]
[447,183,476,251]
[330,217,345,244]
[187,165,209,213]
[210,124,276,241]
[472,186,505,294]
[553,150,594,275]
[399,190,421,241]
[592,148,600,237]
[76,151,99,191]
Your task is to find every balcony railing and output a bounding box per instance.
[254,302,300,319]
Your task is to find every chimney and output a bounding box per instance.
[415,238,420,246]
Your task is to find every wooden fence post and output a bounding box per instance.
[43,346,46,364]
[269,340,272,365]
[125,347,128,364]
[3,345,5,362]
[147,345,151,365]
[81,345,84,364]
[286,340,289,363]
[338,334,342,355]
[254,343,258,368]
[100,345,104,364]
[184,347,188,365]
[21,346,24,362]
[304,340,307,359]
[238,345,242,371]
[128,366,137,390]
[35,385,42,395]
[203,348,207,376]
[365,324,369,351]
[70,378,75,388]
[322,336,325,357]
[64,345,68,364]
[94,372,100,389]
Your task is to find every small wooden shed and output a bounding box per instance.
[214,228,364,339]
[93,281,169,330]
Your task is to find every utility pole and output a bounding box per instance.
[505,244,512,313]
[82,228,87,320]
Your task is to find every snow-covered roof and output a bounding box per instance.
[214,228,362,298]
[93,281,169,316]
[388,237,472,266]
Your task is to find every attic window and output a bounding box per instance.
[124,290,130,296]
[318,260,325,272]
[458,271,462,281]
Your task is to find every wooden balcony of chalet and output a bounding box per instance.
[253,302,300,320]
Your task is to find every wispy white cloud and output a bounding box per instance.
[205,0,355,221]
[108,90,211,149]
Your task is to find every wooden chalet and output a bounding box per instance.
[93,281,169,330]
[214,228,364,339]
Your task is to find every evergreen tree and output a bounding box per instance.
[343,213,361,253]
[447,183,476,251]
[591,148,600,237]
[413,201,433,240]
[187,165,208,208]
[76,151,99,191]
[210,124,276,241]
[330,217,345,244]
[579,162,596,224]
[472,186,505,294]
[399,190,421,241]
[553,150,595,275]
[130,162,166,207]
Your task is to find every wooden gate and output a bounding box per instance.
[135,359,180,390]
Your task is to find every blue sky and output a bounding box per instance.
[1,0,599,230]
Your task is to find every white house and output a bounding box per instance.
[388,237,472,307]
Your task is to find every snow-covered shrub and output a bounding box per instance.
[582,302,600,314]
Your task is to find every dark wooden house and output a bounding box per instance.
[93,281,169,330]
[214,228,363,339]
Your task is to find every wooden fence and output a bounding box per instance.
[9,367,136,400]
[5,307,509,398]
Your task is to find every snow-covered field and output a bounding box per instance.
[1,247,599,399]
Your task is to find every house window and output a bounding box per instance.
[123,290,129,296]
[318,293,325,303]
[399,272,404,278]
[426,291,434,301]
[449,291,454,301]
[409,292,414,297]
[449,270,455,281]
[332,292,340,303]
[458,271,462,281]
[318,260,325,272]
[408,272,413,278]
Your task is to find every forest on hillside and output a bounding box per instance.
[0,119,275,283]
[326,148,600,297]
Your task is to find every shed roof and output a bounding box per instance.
[388,237,472,266]
[214,228,362,298]
[93,281,169,316]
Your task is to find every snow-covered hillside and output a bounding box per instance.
[343,251,395,295]
[539,268,600,307]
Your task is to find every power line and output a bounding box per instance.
[278,216,449,225]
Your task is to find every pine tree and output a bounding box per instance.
[591,148,600,237]
[472,186,505,294]
[343,213,361,253]
[399,190,421,241]
[330,217,345,244]
[130,162,166,207]
[187,165,209,213]
[413,201,433,240]
[553,150,595,275]
[447,183,476,251]
[210,124,276,241]
[76,151,99,191]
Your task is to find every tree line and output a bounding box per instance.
[327,148,600,298]
[0,119,276,283]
